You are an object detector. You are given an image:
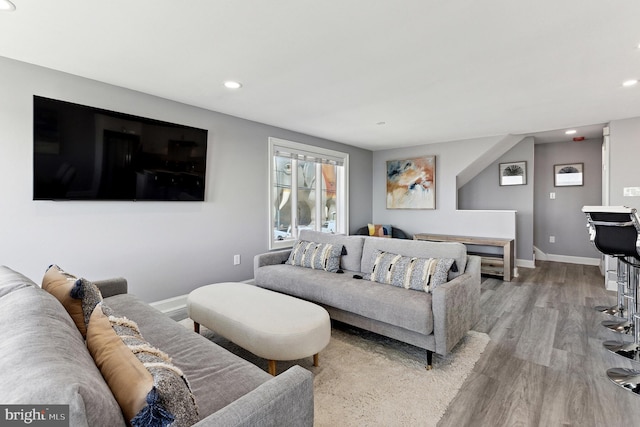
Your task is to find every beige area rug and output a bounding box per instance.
[178,319,489,426]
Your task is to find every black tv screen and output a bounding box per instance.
[33,96,208,201]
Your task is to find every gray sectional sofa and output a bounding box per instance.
[0,265,313,427]
[254,230,481,367]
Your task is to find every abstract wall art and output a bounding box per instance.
[386,156,436,209]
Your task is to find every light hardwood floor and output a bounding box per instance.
[439,261,640,427]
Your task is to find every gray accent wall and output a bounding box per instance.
[0,56,372,302]
[458,137,535,261]
[534,139,602,258]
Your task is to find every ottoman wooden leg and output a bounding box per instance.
[194,321,200,334]
[313,353,319,367]
[268,360,277,376]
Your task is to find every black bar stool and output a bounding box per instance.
[600,257,634,334]
[583,205,640,394]
[594,258,627,317]
[583,206,639,333]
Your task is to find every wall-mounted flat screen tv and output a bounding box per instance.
[33,95,208,201]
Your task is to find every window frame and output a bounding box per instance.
[268,137,349,250]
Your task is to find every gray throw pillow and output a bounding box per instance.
[365,250,455,292]
[286,240,344,273]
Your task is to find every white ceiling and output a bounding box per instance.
[0,1,637,150]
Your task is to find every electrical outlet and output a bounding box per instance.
[624,187,640,197]
[549,236,555,243]
[233,254,241,265]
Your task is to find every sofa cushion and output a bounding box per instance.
[366,250,455,293]
[0,265,37,298]
[299,230,365,272]
[87,303,199,426]
[0,283,125,427]
[286,240,343,272]
[361,237,467,279]
[104,293,274,419]
[255,264,433,336]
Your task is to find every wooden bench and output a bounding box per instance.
[414,233,515,281]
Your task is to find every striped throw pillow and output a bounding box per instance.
[366,250,455,292]
[286,240,344,273]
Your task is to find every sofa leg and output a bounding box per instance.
[426,350,433,370]
[194,321,200,334]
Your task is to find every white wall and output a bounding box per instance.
[609,117,640,209]
[372,137,517,241]
[0,57,373,302]
[458,137,535,262]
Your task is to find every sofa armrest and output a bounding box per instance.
[254,250,292,271]
[94,277,128,298]
[193,365,314,427]
[431,255,481,355]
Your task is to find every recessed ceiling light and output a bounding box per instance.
[622,79,638,87]
[0,0,16,11]
[565,129,577,135]
[224,81,242,89]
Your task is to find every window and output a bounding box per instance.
[269,137,349,249]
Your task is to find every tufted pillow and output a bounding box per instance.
[87,303,199,427]
[365,250,455,293]
[286,240,344,273]
[368,223,392,238]
[42,265,87,337]
[42,265,103,338]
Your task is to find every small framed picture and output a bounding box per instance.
[554,163,583,187]
[499,161,527,186]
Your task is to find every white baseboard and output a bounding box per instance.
[150,294,188,316]
[150,279,255,315]
[533,246,600,266]
[517,259,535,269]
[546,254,600,265]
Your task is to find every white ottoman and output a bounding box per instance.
[187,282,331,375]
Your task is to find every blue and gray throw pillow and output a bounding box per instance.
[365,250,455,293]
[286,240,344,273]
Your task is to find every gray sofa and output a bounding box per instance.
[254,230,481,367]
[0,265,313,427]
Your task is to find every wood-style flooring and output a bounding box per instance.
[439,261,640,427]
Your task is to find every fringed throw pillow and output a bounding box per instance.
[286,240,344,273]
[87,303,199,427]
[42,265,82,333]
[365,250,455,293]
[42,264,102,338]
